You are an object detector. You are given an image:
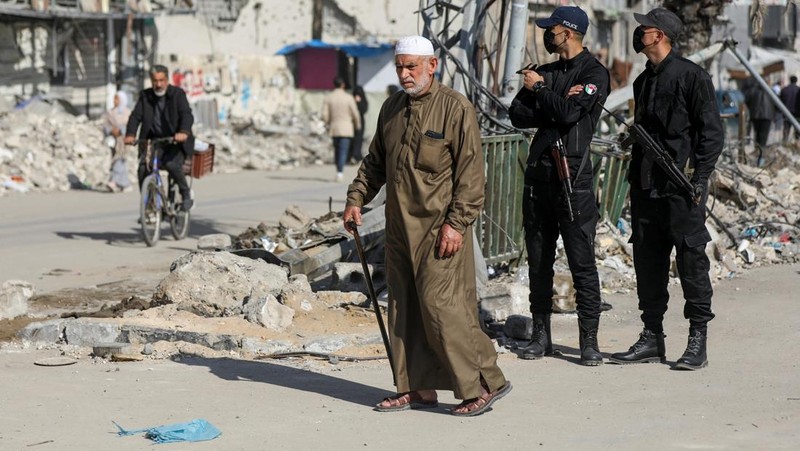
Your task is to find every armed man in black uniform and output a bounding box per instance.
[609,8,723,370]
[508,6,610,366]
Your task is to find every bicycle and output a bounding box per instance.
[138,137,192,247]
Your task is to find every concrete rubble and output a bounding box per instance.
[9,149,800,359]
[0,280,34,320]
[0,97,330,196]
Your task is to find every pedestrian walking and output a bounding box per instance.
[322,77,360,182]
[343,35,511,416]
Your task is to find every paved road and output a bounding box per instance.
[0,165,359,293]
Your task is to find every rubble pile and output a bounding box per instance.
[232,206,344,255]
[0,99,331,195]
[16,251,382,358]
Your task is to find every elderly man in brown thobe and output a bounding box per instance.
[343,35,511,417]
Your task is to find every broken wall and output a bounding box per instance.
[155,0,417,58]
[154,54,295,123]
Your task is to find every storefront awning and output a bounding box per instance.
[276,39,393,58]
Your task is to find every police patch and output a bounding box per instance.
[584,84,598,95]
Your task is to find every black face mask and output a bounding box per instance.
[543,30,567,54]
[632,27,647,53]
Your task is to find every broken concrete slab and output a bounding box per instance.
[315,291,368,308]
[478,282,530,323]
[155,251,288,316]
[197,233,232,250]
[276,205,385,280]
[303,335,348,354]
[64,319,122,347]
[242,293,295,331]
[120,326,241,352]
[241,337,296,356]
[0,280,34,320]
[279,204,312,230]
[17,318,70,344]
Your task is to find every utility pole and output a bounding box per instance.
[500,0,528,104]
[451,0,479,95]
[312,0,323,40]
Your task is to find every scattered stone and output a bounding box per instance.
[330,262,386,294]
[241,337,295,356]
[478,282,530,322]
[142,343,154,355]
[279,205,312,231]
[315,291,368,308]
[197,234,232,250]
[242,293,295,331]
[303,335,348,354]
[0,280,34,320]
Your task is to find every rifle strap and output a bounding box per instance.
[573,147,590,191]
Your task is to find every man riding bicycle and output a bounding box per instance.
[124,64,195,211]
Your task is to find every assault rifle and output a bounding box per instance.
[605,107,704,205]
[551,138,574,221]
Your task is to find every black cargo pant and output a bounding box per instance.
[629,187,715,333]
[523,162,602,320]
[137,143,190,199]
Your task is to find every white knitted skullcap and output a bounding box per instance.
[395,36,434,56]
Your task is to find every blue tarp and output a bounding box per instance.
[276,39,393,58]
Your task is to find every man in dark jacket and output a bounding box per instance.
[744,76,774,167]
[609,8,723,370]
[780,75,799,143]
[508,6,610,366]
[124,65,195,210]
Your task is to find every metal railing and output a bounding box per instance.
[590,140,631,225]
[478,134,632,265]
[478,134,528,265]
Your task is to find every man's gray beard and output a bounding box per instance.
[403,71,431,96]
[154,89,166,97]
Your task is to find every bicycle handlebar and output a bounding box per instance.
[129,137,175,146]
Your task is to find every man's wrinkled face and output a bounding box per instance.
[395,55,437,97]
[150,72,169,96]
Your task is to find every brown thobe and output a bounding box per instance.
[346,80,506,400]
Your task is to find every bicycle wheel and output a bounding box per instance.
[169,184,191,240]
[140,175,162,246]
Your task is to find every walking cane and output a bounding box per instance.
[348,222,395,382]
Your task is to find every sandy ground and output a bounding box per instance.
[1,165,799,449]
[0,262,797,449]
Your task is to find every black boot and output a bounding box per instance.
[675,328,708,370]
[520,313,552,360]
[609,328,666,364]
[578,318,603,366]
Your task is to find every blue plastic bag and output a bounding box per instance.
[114,418,221,444]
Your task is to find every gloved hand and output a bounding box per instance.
[691,179,707,206]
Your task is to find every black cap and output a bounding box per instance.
[634,8,683,41]
[535,6,589,35]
